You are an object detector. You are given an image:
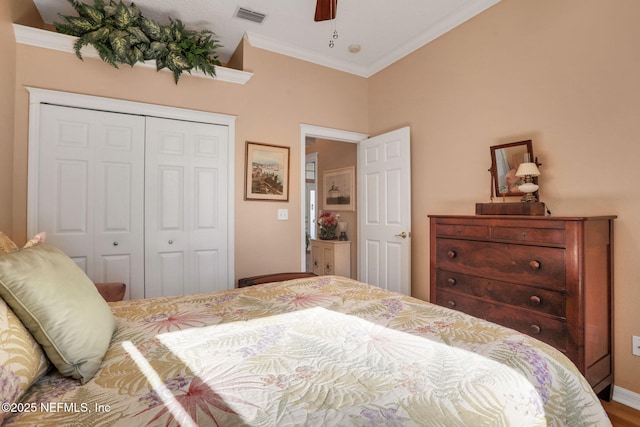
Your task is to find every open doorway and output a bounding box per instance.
[304,151,318,271]
[299,125,367,277]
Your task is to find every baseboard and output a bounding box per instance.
[613,386,640,411]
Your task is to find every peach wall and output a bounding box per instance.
[9,34,368,280]
[231,46,368,278]
[0,3,16,235]
[368,0,640,395]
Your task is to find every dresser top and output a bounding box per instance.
[428,214,617,221]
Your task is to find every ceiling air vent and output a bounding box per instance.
[235,7,267,24]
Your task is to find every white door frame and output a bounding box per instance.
[299,125,368,275]
[305,152,319,240]
[26,87,237,287]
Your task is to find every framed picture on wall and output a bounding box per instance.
[245,141,290,201]
[322,166,355,211]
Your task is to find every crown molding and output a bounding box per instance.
[15,0,499,80]
[367,0,502,75]
[245,32,370,77]
[12,24,253,85]
[247,0,500,78]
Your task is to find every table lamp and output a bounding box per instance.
[515,162,540,202]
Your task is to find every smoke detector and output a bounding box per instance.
[235,7,267,24]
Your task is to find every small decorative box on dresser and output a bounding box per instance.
[429,214,616,399]
[310,239,351,277]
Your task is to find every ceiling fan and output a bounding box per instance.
[314,0,338,22]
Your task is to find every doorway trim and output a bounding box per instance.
[299,124,368,274]
[26,87,237,287]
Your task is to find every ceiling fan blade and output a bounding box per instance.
[314,0,337,22]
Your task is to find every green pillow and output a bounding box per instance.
[0,244,116,383]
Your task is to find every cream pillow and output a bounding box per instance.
[0,298,50,423]
[0,244,116,383]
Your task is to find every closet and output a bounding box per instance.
[33,102,231,299]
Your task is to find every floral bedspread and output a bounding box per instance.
[5,276,610,426]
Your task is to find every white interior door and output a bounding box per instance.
[144,117,229,297]
[37,104,145,299]
[358,127,411,295]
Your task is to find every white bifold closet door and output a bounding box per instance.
[144,117,229,298]
[36,105,229,299]
[38,104,145,300]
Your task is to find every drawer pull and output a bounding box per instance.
[529,295,542,305]
[447,277,456,286]
[521,232,528,240]
[529,260,541,270]
[447,250,457,259]
[447,300,456,308]
[326,264,332,271]
[529,324,541,334]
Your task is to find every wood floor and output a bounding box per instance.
[602,400,640,427]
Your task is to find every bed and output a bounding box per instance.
[0,245,611,426]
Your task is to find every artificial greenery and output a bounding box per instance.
[55,0,221,83]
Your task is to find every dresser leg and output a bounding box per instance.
[597,384,613,402]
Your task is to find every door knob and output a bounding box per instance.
[395,232,408,239]
[168,240,174,245]
[113,241,119,246]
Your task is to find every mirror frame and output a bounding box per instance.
[490,140,534,198]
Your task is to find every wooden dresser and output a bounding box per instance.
[429,215,616,399]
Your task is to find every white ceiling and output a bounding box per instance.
[33,0,500,77]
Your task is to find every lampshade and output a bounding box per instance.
[515,162,540,177]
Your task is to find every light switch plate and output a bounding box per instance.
[277,209,288,220]
[633,336,640,356]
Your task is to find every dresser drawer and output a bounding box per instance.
[435,238,566,290]
[435,220,566,246]
[436,290,567,351]
[435,223,489,239]
[435,270,566,317]
[490,226,565,246]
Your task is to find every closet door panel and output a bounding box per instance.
[189,126,229,294]
[94,114,145,300]
[158,252,186,297]
[145,117,229,297]
[55,159,91,270]
[145,163,188,298]
[39,106,94,274]
[145,126,187,297]
[38,105,145,299]
[159,166,185,230]
[195,250,218,293]
[56,160,89,234]
[194,168,218,230]
[100,254,133,286]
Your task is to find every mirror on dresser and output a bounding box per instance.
[489,140,534,198]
